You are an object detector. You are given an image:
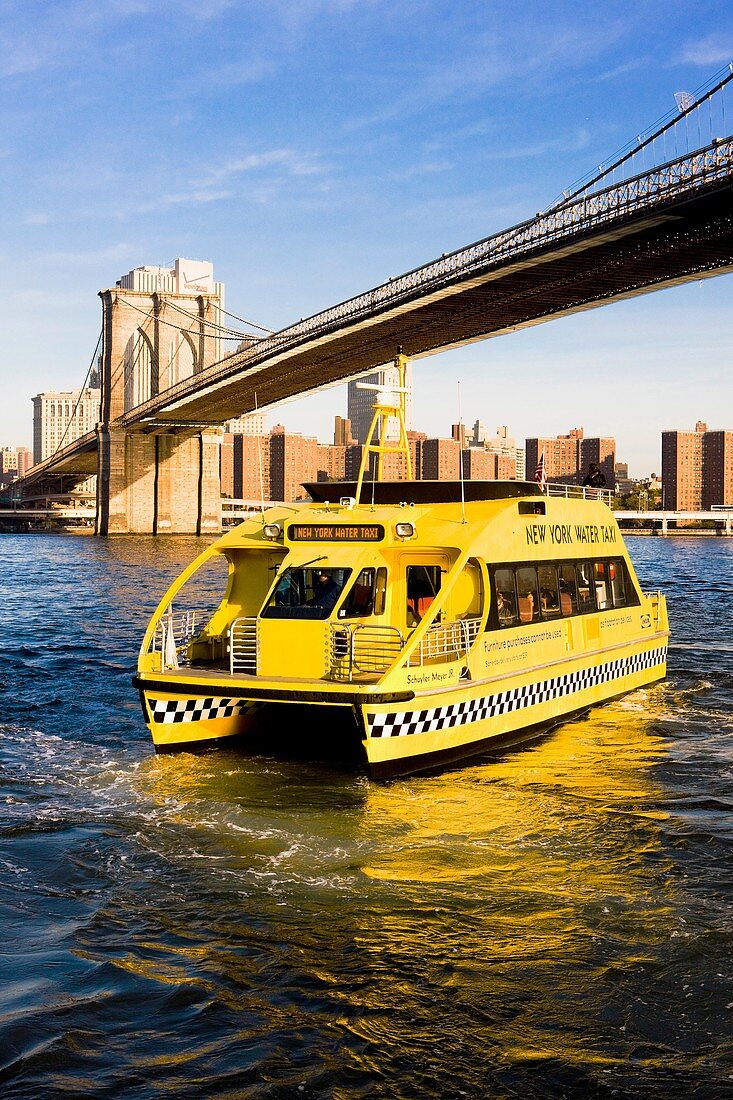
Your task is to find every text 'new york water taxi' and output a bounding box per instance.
[134,354,668,779]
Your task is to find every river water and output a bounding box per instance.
[0,534,731,1098]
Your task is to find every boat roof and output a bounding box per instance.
[303,480,542,505]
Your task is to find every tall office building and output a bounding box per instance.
[347,362,413,444]
[0,446,32,489]
[333,416,354,446]
[32,387,101,464]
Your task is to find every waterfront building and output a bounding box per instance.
[0,446,32,488]
[580,436,616,489]
[451,423,468,448]
[221,432,271,500]
[525,428,615,487]
[462,447,495,480]
[347,361,413,444]
[317,443,347,482]
[407,431,427,481]
[525,428,583,485]
[661,421,706,510]
[32,387,101,464]
[269,427,318,502]
[702,429,733,508]
[422,437,461,481]
[220,434,235,497]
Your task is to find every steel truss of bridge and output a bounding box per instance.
[123,136,733,432]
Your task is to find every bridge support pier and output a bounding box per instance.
[96,427,221,535]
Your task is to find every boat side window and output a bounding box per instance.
[624,560,641,607]
[538,564,561,619]
[515,567,540,624]
[339,567,387,618]
[608,559,626,607]
[594,561,611,610]
[261,567,352,620]
[406,565,442,626]
[576,562,596,613]
[558,564,578,617]
[494,567,518,627]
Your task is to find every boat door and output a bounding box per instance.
[402,554,450,630]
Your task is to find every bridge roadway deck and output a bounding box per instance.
[121,140,733,432]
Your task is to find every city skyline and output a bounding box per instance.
[2,2,733,475]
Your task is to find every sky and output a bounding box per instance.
[1,0,732,477]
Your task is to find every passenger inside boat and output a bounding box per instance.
[310,571,340,611]
[262,566,351,619]
[406,565,441,626]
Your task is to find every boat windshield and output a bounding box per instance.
[261,567,352,620]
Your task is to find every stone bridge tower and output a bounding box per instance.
[96,259,224,535]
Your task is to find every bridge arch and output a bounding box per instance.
[164,327,197,388]
[123,327,155,412]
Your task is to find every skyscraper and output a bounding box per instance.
[32,387,101,464]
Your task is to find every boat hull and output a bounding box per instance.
[135,638,667,778]
[362,641,667,778]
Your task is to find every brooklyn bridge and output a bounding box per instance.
[10,67,733,533]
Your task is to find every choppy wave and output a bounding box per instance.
[0,535,732,1098]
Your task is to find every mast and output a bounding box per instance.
[354,350,412,503]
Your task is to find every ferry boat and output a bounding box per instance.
[134,354,669,779]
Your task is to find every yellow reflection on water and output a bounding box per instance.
[118,685,692,1090]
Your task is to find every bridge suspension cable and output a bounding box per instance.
[552,61,733,210]
[52,329,102,456]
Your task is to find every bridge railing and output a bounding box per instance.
[122,134,733,427]
[235,139,733,345]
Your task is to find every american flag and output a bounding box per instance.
[535,451,547,492]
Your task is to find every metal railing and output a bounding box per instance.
[645,591,666,632]
[123,135,733,428]
[152,607,215,668]
[547,484,614,505]
[328,624,404,681]
[406,617,483,667]
[229,617,259,674]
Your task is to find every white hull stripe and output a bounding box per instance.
[368,646,667,739]
[149,696,262,725]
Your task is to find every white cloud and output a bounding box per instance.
[679,36,733,66]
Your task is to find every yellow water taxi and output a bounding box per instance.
[134,354,669,778]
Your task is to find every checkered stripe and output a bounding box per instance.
[149,696,262,725]
[368,646,667,739]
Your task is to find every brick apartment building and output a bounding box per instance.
[662,421,733,509]
[525,428,615,487]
